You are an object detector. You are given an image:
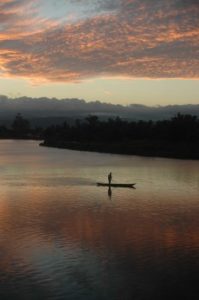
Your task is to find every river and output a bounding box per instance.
[0,140,198,299]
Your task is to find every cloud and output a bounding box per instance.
[1,95,199,121]
[0,0,198,82]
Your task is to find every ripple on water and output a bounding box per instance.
[0,140,198,299]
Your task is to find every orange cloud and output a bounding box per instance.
[0,0,198,82]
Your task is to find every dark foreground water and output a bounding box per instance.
[0,140,198,300]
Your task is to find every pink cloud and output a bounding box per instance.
[0,0,198,82]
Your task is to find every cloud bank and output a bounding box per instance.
[1,95,199,122]
[0,0,198,82]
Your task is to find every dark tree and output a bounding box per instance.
[12,113,30,137]
[41,113,199,159]
[169,113,198,141]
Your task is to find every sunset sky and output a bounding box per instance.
[0,0,198,105]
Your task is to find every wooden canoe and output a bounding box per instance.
[97,183,136,188]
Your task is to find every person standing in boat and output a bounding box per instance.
[108,172,112,185]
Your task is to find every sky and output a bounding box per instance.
[0,0,198,105]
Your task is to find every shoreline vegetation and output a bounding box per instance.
[1,113,199,160]
[40,114,199,160]
[40,140,199,160]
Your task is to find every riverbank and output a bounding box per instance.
[40,140,199,160]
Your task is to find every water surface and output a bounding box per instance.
[0,140,198,299]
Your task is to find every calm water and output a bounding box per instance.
[0,140,198,300]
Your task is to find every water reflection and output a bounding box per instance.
[108,187,112,199]
[0,188,198,299]
[0,140,198,299]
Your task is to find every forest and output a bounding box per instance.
[0,113,199,159]
[41,114,199,159]
[0,113,42,139]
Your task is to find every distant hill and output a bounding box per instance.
[0,95,199,127]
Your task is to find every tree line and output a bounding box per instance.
[43,113,199,143]
[0,113,42,139]
[1,113,199,158]
[42,113,199,159]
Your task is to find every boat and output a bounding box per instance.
[97,183,136,188]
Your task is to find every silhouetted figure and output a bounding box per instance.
[108,172,112,185]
